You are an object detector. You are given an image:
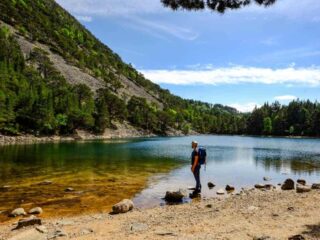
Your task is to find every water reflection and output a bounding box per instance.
[1,135,320,221]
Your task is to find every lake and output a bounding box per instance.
[1,135,320,222]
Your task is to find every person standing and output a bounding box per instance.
[191,141,201,193]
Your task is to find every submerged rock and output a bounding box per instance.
[0,185,10,191]
[297,179,306,186]
[28,207,43,215]
[311,183,320,189]
[16,215,42,229]
[281,179,295,190]
[38,180,52,185]
[296,185,311,193]
[112,199,134,214]
[164,191,185,202]
[207,182,215,189]
[9,208,26,217]
[64,187,74,192]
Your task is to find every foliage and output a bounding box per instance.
[161,0,277,13]
[247,101,320,136]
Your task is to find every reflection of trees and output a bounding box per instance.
[255,156,320,174]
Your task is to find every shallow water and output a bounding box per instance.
[1,135,320,222]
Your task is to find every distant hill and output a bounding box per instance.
[0,0,319,137]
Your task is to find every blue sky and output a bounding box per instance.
[56,0,320,112]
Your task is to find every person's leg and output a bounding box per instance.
[198,166,201,190]
[194,166,201,191]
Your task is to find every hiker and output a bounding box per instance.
[191,140,205,193]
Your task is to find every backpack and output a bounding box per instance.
[198,147,207,165]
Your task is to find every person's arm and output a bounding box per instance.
[191,155,199,173]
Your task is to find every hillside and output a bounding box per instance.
[0,0,319,138]
[0,0,242,137]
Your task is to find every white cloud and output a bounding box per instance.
[125,16,199,41]
[76,15,92,22]
[141,66,320,86]
[274,95,297,101]
[229,102,261,113]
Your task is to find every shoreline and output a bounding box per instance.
[1,131,319,146]
[1,187,320,239]
[0,121,193,146]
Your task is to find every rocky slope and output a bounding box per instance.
[0,20,162,108]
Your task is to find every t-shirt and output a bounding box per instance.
[191,150,199,166]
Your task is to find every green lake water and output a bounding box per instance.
[1,135,320,222]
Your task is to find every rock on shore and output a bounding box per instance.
[164,190,185,202]
[16,215,42,229]
[112,199,134,214]
[296,185,311,193]
[281,179,295,190]
[28,207,43,215]
[9,208,26,217]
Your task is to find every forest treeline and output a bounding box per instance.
[0,0,319,137]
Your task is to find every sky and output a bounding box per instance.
[56,0,320,112]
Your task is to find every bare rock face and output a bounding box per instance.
[112,199,134,214]
[16,215,42,229]
[9,208,26,217]
[281,179,295,190]
[164,191,184,203]
[28,207,43,215]
[296,185,311,193]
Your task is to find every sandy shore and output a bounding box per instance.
[1,188,320,240]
